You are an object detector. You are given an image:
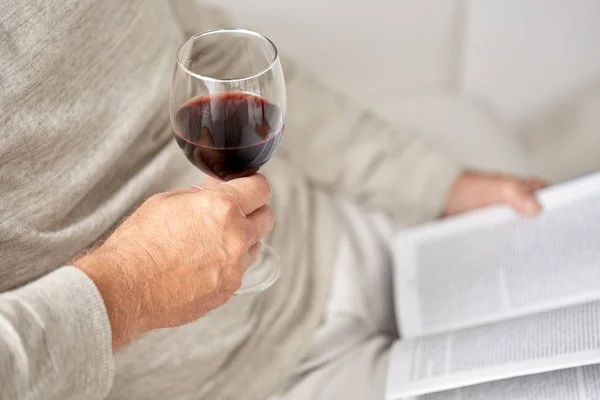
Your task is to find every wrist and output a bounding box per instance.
[74,250,147,349]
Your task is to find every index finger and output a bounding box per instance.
[505,184,542,216]
[220,174,272,215]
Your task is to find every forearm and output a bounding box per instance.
[0,267,114,400]
[280,59,463,224]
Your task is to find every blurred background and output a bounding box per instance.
[207,0,600,183]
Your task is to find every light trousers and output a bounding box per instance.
[275,197,398,399]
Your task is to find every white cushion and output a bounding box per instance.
[461,0,600,124]
[372,93,535,175]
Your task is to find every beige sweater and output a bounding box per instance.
[0,1,461,399]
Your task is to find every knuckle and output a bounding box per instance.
[224,264,244,288]
[255,174,271,197]
[255,206,275,235]
[248,242,262,260]
[205,268,221,291]
[230,230,250,255]
[211,193,241,220]
[225,278,242,293]
[265,205,275,227]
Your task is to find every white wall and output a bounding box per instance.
[210,0,600,125]
[207,0,600,178]
[209,0,459,96]
[462,0,600,124]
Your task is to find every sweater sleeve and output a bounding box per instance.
[279,60,463,224]
[0,267,114,400]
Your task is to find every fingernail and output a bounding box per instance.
[524,199,540,215]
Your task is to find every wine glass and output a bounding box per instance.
[170,29,286,295]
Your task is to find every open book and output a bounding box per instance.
[386,171,600,400]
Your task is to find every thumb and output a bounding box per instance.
[168,176,222,197]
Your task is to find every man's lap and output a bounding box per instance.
[275,196,397,399]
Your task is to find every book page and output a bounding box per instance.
[409,365,600,400]
[393,171,600,338]
[386,300,600,399]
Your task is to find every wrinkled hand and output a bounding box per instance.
[75,174,274,349]
[444,171,547,217]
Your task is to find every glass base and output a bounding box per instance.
[235,243,280,295]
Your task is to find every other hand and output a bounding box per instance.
[444,171,547,217]
[74,174,274,349]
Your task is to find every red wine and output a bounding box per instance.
[173,92,284,180]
